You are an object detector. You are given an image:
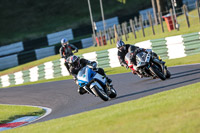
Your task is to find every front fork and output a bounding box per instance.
[152,58,165,73]
[105,80,113,95]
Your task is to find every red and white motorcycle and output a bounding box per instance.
[125,50,171,80]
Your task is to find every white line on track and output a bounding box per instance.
[0,104,52,128]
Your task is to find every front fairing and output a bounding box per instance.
[77,66,96,87]
[125,53,132,66]
[136,52,148,67]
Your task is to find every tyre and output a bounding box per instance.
[150,65,166,80]
[164,67,171,79]
[92,85,109,101]
[108,87,117,98]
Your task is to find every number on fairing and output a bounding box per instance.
[145,54,150,62]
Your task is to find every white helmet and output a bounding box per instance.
[116,40,125,48]
[116,40,125,52]
[61,38,68,46]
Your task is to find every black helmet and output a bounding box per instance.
[68,55,79,67]
[116,40,125,52]
[116,40,125,48]
[128,45,137,54]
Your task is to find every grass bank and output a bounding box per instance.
[0,105,45,124]
[4,82,200,133]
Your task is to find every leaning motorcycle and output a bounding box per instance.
[125,49,171,80]
[77,66,117,101]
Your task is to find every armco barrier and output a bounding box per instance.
[0,54,19,70]
[0,32,200,88]
[95,17,119,32]
[35,46,55,60]
[81,37,93,48]
[0,33,93,70]
[47,29,74,46]
[0,42,23,57]
[17,50,37,65]
[23,37,48,51]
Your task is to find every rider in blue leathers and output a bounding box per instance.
[68,55,112,95]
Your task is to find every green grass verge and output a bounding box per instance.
[4,82,200,133]
[0,105,45,124]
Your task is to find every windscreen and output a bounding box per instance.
[136,52,147,62]
[77,67,86,77]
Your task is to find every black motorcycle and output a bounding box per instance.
[125,49,171,80]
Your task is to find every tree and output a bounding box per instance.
[156,0,183,15]
[156,0,168,14]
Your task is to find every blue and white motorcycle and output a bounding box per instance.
[77,66,117,101]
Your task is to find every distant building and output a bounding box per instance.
[182,0,197,10]
[183,0,197,5]
[94,17,119,32]
[139,8,154,21]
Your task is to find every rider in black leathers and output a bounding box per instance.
[59,38,78,74]
[116,40,139,73]
[68,55,112,95]
[117,40,161,78]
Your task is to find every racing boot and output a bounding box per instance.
[77,87,87,95]
[137,73,143,78]
[132,70,137,75]
[106,77,112,84]
[152,76,156,79]
[136,71,143,78]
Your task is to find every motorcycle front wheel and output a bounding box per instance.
[164,66,171,79]
[150,64,166,80]
[108,86,117,98]
[92,85,109,101]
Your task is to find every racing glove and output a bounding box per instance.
[73,76,78,85]
[124,64,129,69]
[74,49,78,53]
[91,62,97,70]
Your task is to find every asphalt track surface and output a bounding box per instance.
[0,64,200,124]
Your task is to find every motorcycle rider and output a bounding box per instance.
[59,38,78,74]
[128,45,164,78]
[116,40,140,75]
[68,55,112,95]
[128,45,147,78]
[117,40,161,78]
[117,40,133,68]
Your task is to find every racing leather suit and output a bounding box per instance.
[69,58,111,95]
[59,44,78,74]
[128,45,162,77]
[118,44,132,67]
